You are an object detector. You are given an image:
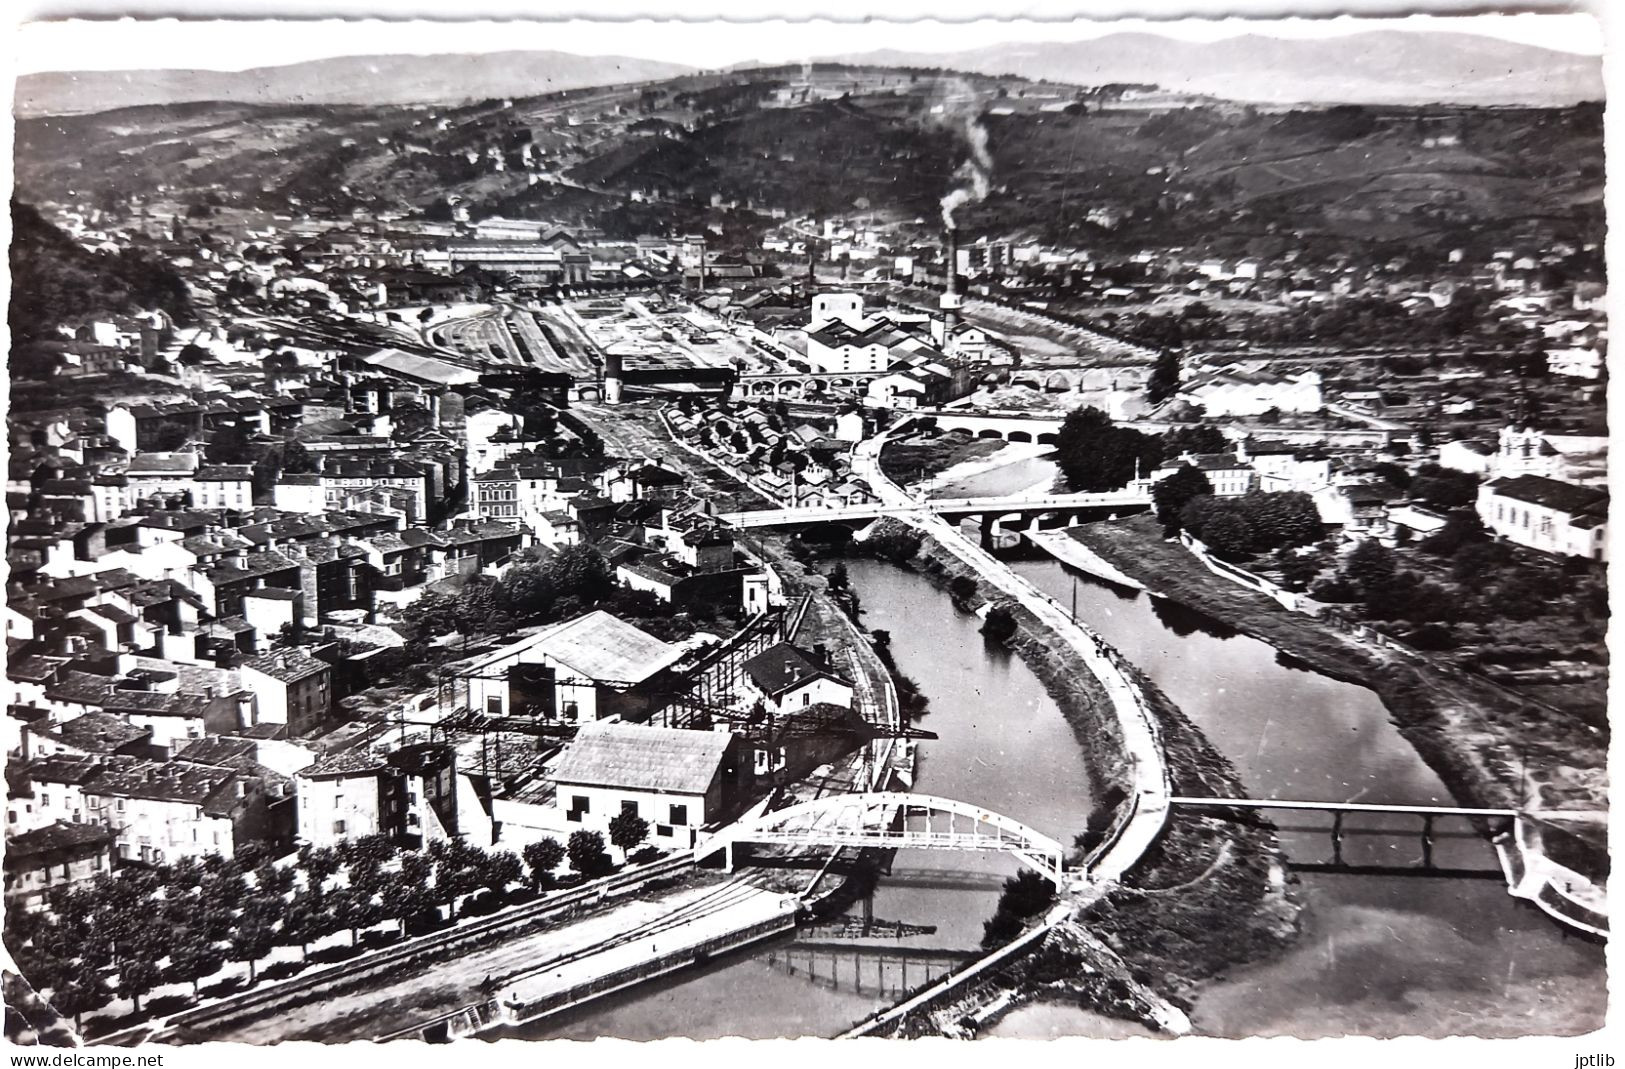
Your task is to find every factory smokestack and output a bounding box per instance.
[940,227,963,343]
[603,348,624,405]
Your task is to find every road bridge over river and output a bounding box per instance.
[698,792,1070,886]
[720,488,1152,545]
[1172,797,1608,938]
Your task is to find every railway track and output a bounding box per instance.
[94,855,696,1046]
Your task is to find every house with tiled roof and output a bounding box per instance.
[550,722,746,848]
[294,740,477,849]
[241,648,334,735]
[3,821,115,907]
[22,711,154,761]
[461,610,687,724]
[8,753,102,831]
[191,464,255,510]
[741,642,855,716]
[1478,474,1608,561]
[81,755,293,863]
[1153,452,1259,498]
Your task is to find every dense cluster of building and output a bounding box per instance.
[6,218,883,907]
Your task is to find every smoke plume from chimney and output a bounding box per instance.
[940,114,993,230]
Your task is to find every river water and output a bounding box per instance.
[1004,556,1606,1037]
[521,448,1604,1039]
[522,558,1137,1040]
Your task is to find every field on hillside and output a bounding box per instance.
[13,70,1604,260]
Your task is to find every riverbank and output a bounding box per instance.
[855,518,1298,1025]
[1065,517,1606,821]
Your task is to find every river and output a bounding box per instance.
[1003,555,1606,1037]
[518,558,1134,1040]
[519,448,1604,1039]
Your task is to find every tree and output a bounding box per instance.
[1151,465,1213,535]
[981,604,1018,644]
[320,888,361,946]
[377,869,434,935]
[1341,539,1397,592]
[229,920,274,984]
[280,439,318,475]
[115,956,161,1014]
[826,562,850,592]
[1273,548,1324,591]
[299,845,341,891]
[1162,424,1228,455]
[608,810,650,856]
[434,854,483,919]
[165,931,224,999]
[194,905,236,946]
[1247,491,1321,552]
[1409,464,1479,509]
[204,421,256,465]
[276,893,325,959]
[1054,407,1162,492]
[254,860,295,899]
[50,965,111,1029]
[480,851,524,899]
[1146,349,1181,404]
[1451,539,1514,584]
[522,839,566,890]
[344,834,398,872]
[147,419,194,452]
[1419,510,1487,556]
[1188,503,1253,559]
[948,574,979,605]
[567,831,614,879]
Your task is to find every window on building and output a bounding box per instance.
[621,800,638,818]
[669,803,688,826]
[334,820,347,834]
[487,695,502,714]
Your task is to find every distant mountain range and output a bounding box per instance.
[815,31,1604,107]
[15,30,1602,117]
[14,51,697,116]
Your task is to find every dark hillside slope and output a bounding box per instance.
[570,99,966,217]
[8,200,193,345]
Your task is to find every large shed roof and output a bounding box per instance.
[550,722,732,795]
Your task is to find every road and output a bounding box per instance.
[850,426,1172,895]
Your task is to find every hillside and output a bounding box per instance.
[817,31,1604,107]
[8,200,193,344]
[15,51,697,116]
[11,66,1604,260]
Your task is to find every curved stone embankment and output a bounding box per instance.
[856,517,1297,1030]
[852,432,1299,1030]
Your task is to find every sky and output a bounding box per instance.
[12,11,1606,75]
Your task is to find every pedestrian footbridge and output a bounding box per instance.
[697,792,1068,885]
